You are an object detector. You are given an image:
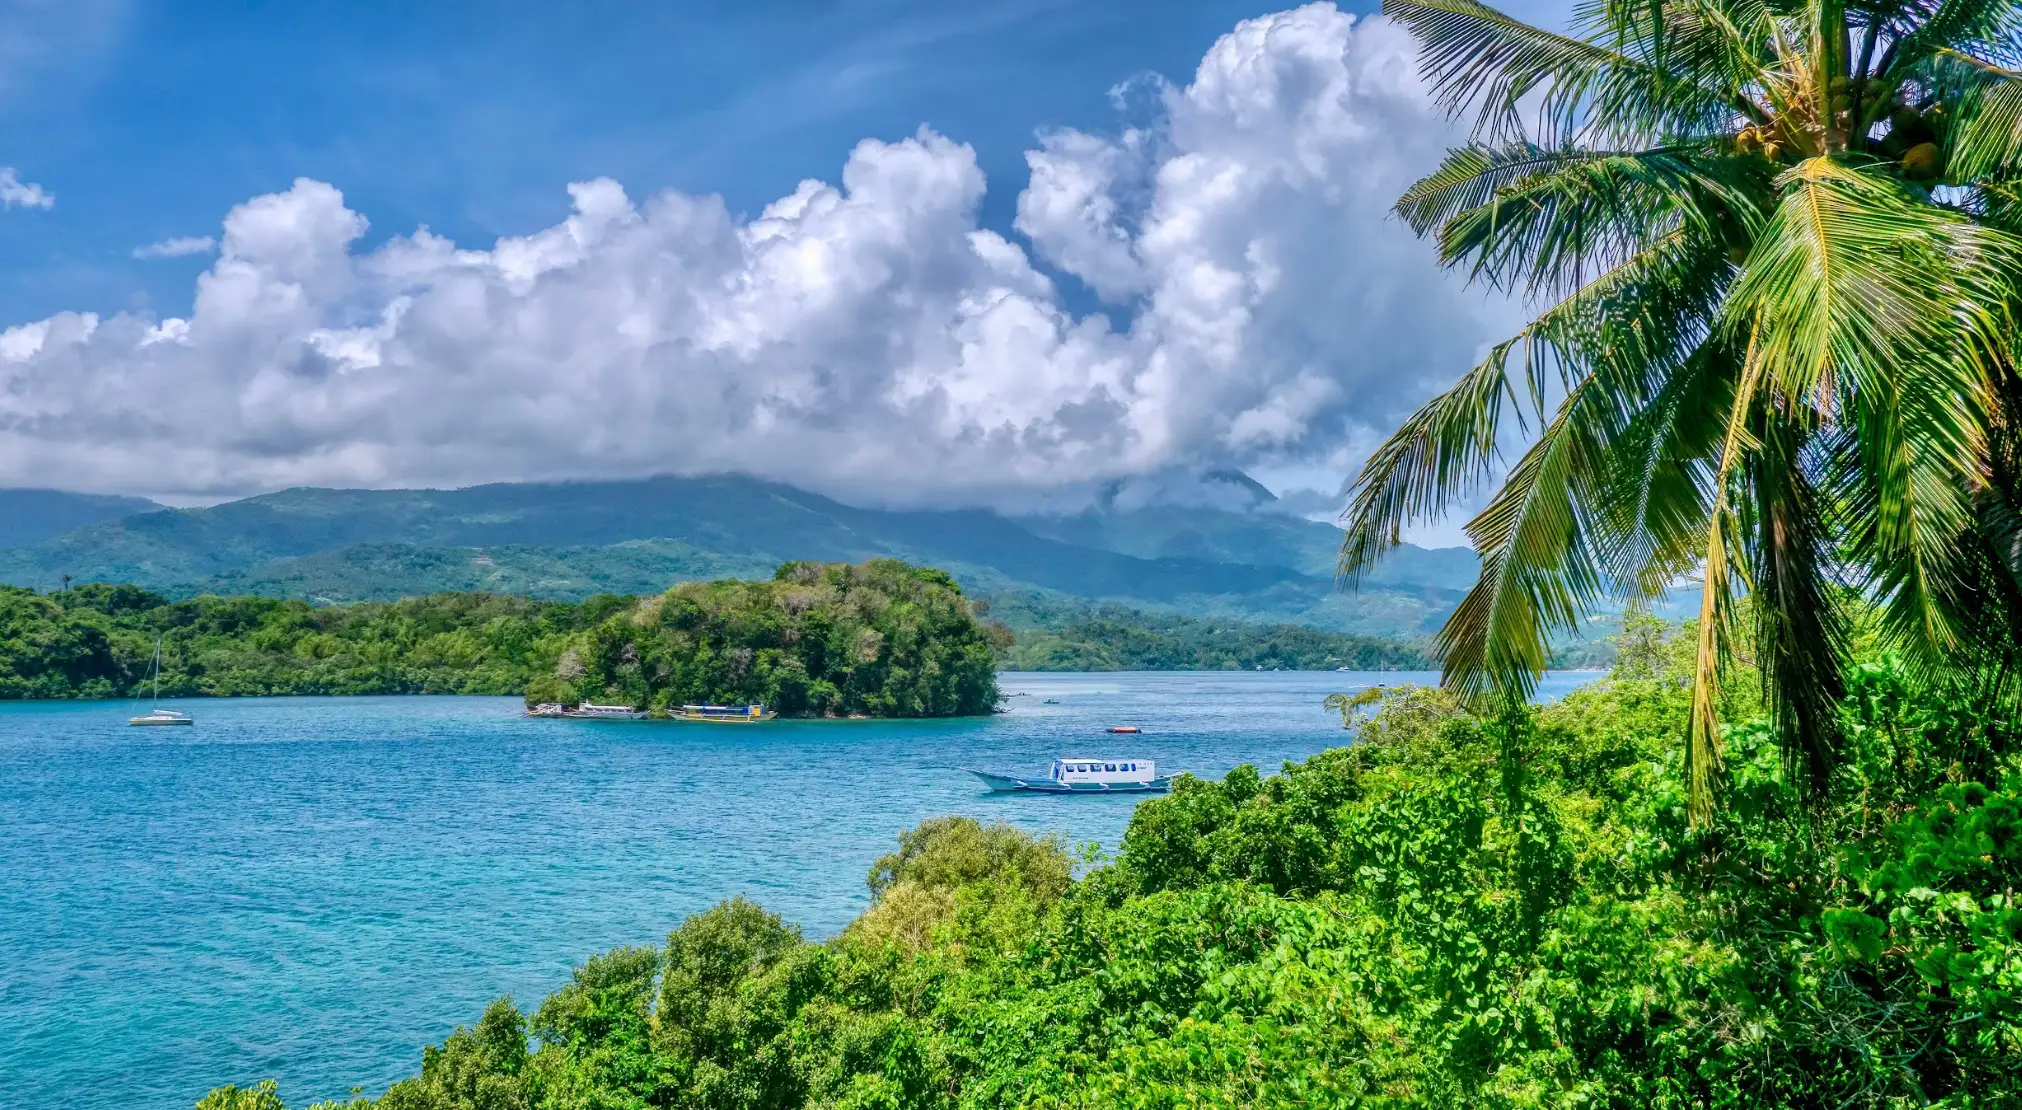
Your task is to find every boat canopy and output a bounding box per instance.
[1052,758,1156,783]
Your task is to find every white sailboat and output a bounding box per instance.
[129,635,193,726]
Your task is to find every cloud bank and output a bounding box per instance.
[0,4,1510,505]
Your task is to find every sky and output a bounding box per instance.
[0,0,1565,530]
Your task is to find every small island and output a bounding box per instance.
[524,558,1000,718]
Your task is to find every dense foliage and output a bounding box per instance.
[201,619,2022,1108]
[523,559,1002,718]
[998,604,1427,671]
[0,583,614,698]
[1343,0,2022,824]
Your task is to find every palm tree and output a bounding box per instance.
[1343,0,2022,825]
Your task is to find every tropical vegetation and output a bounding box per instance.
[1342,0,2022,823]
[523,559,1001,718]
[997,604,1426,671]
[0,583,614,699]
[195,616,2022,1108]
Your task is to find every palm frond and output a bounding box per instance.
[1727,158,2019,665]
[1340,231,1730,582]
[1402,143,1767,297]
[1686,321,1765,827]
[1878,0,2022,84]
[1940,53,2022,177]
[1597,331,1740,597]
[1383,0,1740,144]
[1436,375,1613,702]
[1744,410,1847,799]
[1338,351,1516,584]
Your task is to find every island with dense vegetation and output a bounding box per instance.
[523,559,1001,718]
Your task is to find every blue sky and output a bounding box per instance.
[0,0,1306,322]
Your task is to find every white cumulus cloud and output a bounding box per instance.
[0,3,1513,505]
[0,167,53,209]
[132,235,219,259]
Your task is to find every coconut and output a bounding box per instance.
[1902,142,1943,180]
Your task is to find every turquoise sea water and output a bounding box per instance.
[1,670,1592,1109]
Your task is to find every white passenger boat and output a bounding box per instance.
[561,702,646,720]
[970,757,1172,793]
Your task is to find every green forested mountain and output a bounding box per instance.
[197,541,779,604]
[0,475,1477,639]
[0,488,163,550]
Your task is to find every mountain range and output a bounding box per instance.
[0,475,1483,640]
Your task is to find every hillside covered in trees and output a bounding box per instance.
[0,583,610,699]
[998,603,1426,671]
[524,559,1001,718]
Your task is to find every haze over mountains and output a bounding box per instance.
[0,474,1482,640]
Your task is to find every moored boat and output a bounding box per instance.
[129,635,193,726]
[969,757,1171,794]
[524,703,566,718]
[561,702,647,720]
[668,703,777,723]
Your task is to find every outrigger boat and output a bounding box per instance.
[668,703,777,723]
[970,757,1172,794]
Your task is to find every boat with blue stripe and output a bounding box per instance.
[668,703,778,723]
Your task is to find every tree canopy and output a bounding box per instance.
[525,558,1002,718]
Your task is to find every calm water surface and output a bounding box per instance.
[1,670,1592,1109]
